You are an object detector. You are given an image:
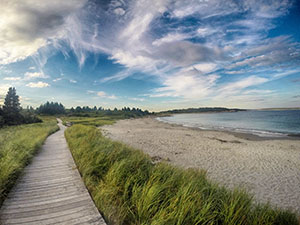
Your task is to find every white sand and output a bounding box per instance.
[101,117,300,215]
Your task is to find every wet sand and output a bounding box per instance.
[101,117,300,215]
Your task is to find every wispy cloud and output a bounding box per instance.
[4,77,22,81]
[88,90,117,100]
[69,79,77,83]
[97,91,117,99]
[0,0,87,65]
[53,78,63,82]
[24,72,48,80]
[151,68,220,99]
[243,89,274,95]
[129,97,145,102]
[218,76,269,94]
[26,81,50,88]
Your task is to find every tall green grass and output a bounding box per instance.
[65,124,298,225]
[0,117,58,206]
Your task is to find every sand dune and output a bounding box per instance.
[101,117,300,215]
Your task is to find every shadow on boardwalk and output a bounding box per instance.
[0,119,106,225]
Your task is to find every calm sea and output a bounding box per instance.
[157,110,300,137]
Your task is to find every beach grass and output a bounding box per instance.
[0,117,58,206]
[61,116,115,127]
[65,124,299,225]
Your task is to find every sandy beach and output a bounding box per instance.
[101,117,300,215]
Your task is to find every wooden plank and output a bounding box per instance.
[0,119,106,225]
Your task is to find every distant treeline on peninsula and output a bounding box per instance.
[158,107,245,115]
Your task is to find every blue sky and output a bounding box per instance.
[0,0,299,111]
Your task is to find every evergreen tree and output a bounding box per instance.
[75,106,82,113]
[0,106,4,127]
[3,87,22,125]
[3,87,20,113]
[36,101,65,115]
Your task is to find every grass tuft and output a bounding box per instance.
[65,124,298,225]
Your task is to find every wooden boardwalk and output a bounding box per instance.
[0,119,106,225]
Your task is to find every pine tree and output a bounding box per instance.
[3,87,22,125]
[36,102,65,115]
[3,87,20,112]
[0,106,4,127]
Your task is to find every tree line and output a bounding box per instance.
[35,102,151,118]
[0,87,41,127]
[159,107,245,115]
[0,87,152,127]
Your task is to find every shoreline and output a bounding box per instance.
[155,116,300,141]
[101,117,300,215]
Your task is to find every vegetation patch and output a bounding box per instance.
[65,125,298,225]
[0,87,41,127]
[0,117,58,206]
[61,116,116,127]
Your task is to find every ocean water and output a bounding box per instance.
[157,110,300,137]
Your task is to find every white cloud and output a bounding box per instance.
[243,89,274,95]
[53,78,62,82]
[152,33,188,46]
[0,84,11,95]
[69,79,77,83]
[0,0,87,65]
[151,68,220,99]
[99,69,134,83]
[24,72,48,80]
[272,69,300,79]
[4,77,22,81]
[97,91,117,99]
[29,66,36,70]
[219,76,268,94]
[129,97,145,102]
[197,27,218,37]
[87,90,96,94]
[108,95,117,100]
[207,76,270,104]
[114,8,125,15]
[190,63,217,74]
[26,81,50,88]
[109,50,154,70]
[97,91,106,97]
[119,0,167,44]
